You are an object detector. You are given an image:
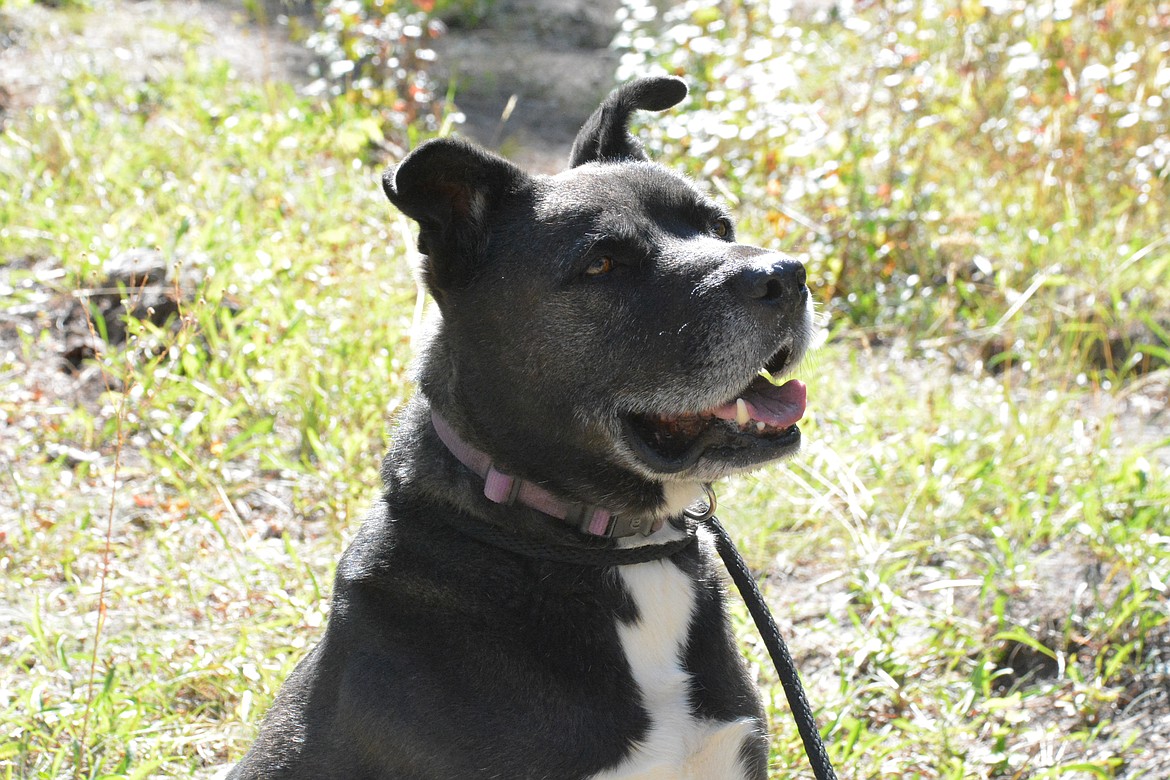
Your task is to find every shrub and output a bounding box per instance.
[300,0,453,138]
[617,0,1169,344]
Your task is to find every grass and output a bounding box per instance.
[1,37,417,774]
[723,348,1168,776]
[1,0,1168,778]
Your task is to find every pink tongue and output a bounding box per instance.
[710,379,807,429]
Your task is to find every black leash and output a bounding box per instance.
[707,514,838,780]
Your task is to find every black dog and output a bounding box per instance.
[229,76,812,780]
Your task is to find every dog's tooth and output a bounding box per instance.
[756,421,766,431]
[736,398,749,426]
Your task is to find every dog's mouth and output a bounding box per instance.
[622,343,806,474]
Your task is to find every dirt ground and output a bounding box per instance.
[0,0,314,109]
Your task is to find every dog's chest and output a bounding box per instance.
[589,559,757,780]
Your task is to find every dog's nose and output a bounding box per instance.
[731,257,807,307]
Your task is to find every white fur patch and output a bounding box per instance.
[657,481,706,520]
[589,560,755,780]
[613,482,703,550]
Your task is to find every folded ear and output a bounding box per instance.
[383,137,527,294]
[568,76,688,168]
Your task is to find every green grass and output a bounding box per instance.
[719,345,1168,776]
[1,46,417,776]
[1,1,1168,778]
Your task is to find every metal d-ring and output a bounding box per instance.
[683,483,717,521]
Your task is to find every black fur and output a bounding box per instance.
[229,76,813,779]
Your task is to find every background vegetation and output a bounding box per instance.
[1,0,1167,777]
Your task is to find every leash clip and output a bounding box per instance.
[682,484,718,522]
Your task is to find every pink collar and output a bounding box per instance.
[430,411,665,539]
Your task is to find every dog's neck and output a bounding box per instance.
[429,408,668,539]
[381,396,704,544]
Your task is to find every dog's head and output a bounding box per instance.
[383,76,813,508]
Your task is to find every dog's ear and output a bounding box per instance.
[568,76,688,168]
[383,137,527,293]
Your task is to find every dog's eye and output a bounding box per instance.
[712,218,732,239]
[584,256,614,277]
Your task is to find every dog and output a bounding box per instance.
[228,75,813,780]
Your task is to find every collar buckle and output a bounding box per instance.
[565,504,616,536]
[563,507,659,539]
[607,514,657,538]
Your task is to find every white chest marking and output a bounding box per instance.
[589,559,756,780]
